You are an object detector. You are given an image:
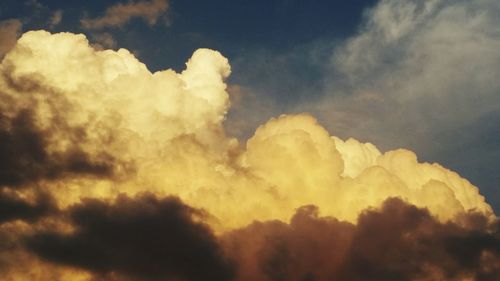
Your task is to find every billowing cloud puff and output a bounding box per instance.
[0,30,493,222]
[0,30,497,280]
[1,30,230,183]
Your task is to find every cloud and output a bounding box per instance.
[222,0,500,193]
[314,0,500,155]
[23,0,64,29]
[49,10,63,29]
[0,30,230,191]
[17,195,500,281]
[81,0,170,30]
[224,198,500,281]
[0,19,22,59]
[336,199,499,281]
[27,193,234,281]
[0,29,497,280]
[90,32,118,50]
[0,189,56,223]
[0,30,493,223]
[0,110,115,187]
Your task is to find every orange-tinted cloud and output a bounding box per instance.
[81,0,169,29]
[0,30,497,280]
[224,198,500,281]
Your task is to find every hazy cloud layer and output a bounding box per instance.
[90,32,118,49]
[315,0,500,154]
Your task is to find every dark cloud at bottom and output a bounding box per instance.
[14,194,500,281]
[26,193,235,281]
[224,199,500,281]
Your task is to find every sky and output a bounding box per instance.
[3,0,497,210]
[0,1,499,280]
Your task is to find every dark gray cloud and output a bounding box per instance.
[26,193,235,281]
[0,110,115,187]
[224,198,500,281]
[0,189,56,223]
[2,193,497,281]
[336,199,500,281]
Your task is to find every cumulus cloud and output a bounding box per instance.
[0,30,497,280]
[81,0,170,29]
[25,197,500,281]
[0,29,493,222]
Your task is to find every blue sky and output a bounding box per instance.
[0,0,377,69]
[1,0,499,212]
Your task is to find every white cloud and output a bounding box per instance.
[310,0,500,154]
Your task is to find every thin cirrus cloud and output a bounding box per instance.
[81,0,169,29]
[26,193,235,281]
